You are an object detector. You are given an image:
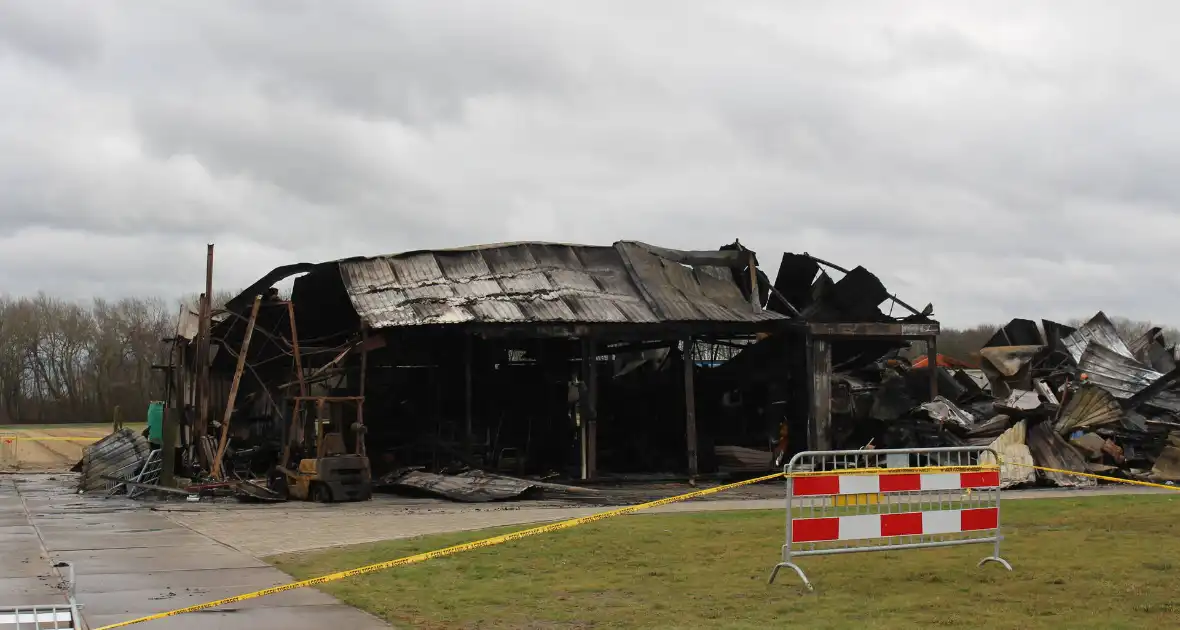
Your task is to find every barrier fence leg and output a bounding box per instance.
[976,532,1013,571]
[767,473,814,590]
[768,558,812,590]
[977,488,1013,571]
[978,555,1013,571]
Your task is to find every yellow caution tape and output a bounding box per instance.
[1000,460,1180,493]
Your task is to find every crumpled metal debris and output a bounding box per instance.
[76,428,151,493]
[1026,422,1097,488]
[1055,386,1123,434]
[376,469,599,503]
[919,396,979,430]
[1063,312,1136,364]
[979,345,1043,397]
[840,310,1180,488]
[995,389,1043,415]
[979,420,1036,488]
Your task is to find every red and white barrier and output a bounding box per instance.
[792,507,999,543]
[792,470,1001,497]
[768,447,1013,590]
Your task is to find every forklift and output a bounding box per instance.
[273,395,372,502]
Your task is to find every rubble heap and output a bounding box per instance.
[834,312,1180,487]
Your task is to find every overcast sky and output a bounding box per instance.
[2,1,1179,327]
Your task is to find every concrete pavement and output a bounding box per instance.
[2,475,391,630]
[0,477,70,608]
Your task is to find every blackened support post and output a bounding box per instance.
[463,334,473,458]
[684,337,699,477]
[160,407,178,488]
[357,325,369,457]
[288,302,306,397]
[927,336,939,401]
[193,293,207,439]
[198,244,214,441]
[810,336,832,451]
[581,337,598,480]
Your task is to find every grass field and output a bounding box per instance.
[272,494,1180,630]
[0,423,144,470]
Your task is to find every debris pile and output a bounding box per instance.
[846,312,1180,487]
[74,428,152,493]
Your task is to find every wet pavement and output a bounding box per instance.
[1,474,391,630]
[0,477,69,608]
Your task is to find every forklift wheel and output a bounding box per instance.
[311,483,333,503]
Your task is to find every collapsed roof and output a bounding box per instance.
[226,241,791,339]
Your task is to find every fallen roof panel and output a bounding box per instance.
[1076,343,1164,399]
[1055,385,1123,434]
[1027,422,1097,488]
[1128,327,1164,362]
[1063,312,1135,364]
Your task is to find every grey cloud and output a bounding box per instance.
[188,1,576,124]
[0,2,102,68]
[2,1,1180,327]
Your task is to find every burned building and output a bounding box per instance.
[175,240,940,487]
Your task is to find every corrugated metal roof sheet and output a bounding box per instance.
[78,429,150,493]
[1076,343,1163,399]
[376,469,599,502]
[1064,312,1135,364]
[338,241,784,329]
[1142,389,1180,414]
[1054,385,1123,434]
[1128,327,1163,361]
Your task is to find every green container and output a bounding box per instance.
[147,401,164,444]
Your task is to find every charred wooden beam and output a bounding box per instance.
[211,294,262,480]
[581,337,598,480]
[927,335,939,401]
[464,334,473,456]
[809,336,833,450]
[684,338,699,476]
[808,322,940,338]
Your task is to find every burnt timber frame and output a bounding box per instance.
[214,272,790,480]
[449,328,749,480]
[456,320,790,479]
[806,321,941,450]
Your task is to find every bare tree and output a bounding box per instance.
[0,294,173,425]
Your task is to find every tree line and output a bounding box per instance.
[0,292,234,427]
[0,292,1175,425]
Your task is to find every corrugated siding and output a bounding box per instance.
[617,242,781,323]
[1054,386,1123,433]
[1144,390,1180,414]
[1064,312,1135,364]
[338,242,784,328]
[79,428,150,492]
[1076,343,1162,399]
[1128,327,1162,360]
